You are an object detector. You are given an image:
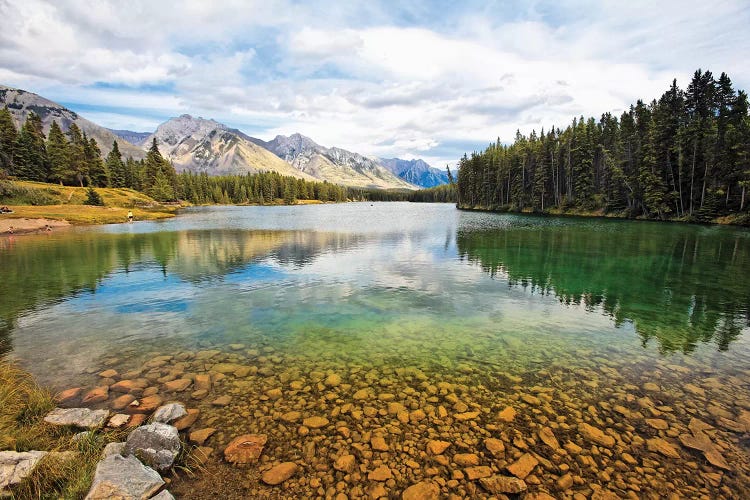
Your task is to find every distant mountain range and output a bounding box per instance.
[379,158,449,188]
[1,84,448,189]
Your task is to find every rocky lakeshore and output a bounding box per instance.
[41,342,750,499]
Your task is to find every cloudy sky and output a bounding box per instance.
[1,0,749,167]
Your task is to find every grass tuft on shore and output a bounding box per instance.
[0,359,125,499]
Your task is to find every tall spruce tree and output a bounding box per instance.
[106,141,126,188]
[46,120,71,184]
[13,112,48,181]
[0,106,17,174]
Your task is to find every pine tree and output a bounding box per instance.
[66,123,88,186]
[46,121,71,184]
[0,106,17,174]
[13,112,48,181]
[86,137,108,187]
[106,141,126,188]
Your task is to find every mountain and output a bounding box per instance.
[255,133,417,190]
[0,85,145,159]
[144,115,316,180]
[110,129,151,146]
[379,158,449,188]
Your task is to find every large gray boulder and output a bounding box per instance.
[84,454,163,500]
[123,423,180,471]
[44,408,109,429]
[152,403,186,424]
[0,451,47,492]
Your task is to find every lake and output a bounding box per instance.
[2,202,749,498]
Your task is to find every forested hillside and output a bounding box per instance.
[457,70,750,223]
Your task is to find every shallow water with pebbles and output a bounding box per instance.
[3,203,750,498]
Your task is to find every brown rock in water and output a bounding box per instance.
[127,395,163,414]
[224,434,267,464]
[578,423,615,448]
[193,374,211,392]
[427,440,451,455]
[189,428,216,446]
[704,448,730,470]
[679,432,713,453]
[507,453,538,479]
[646,418,669,430]
[211,395,231,406]
[454,411,480,421]
[303,416,329,429]
[333,454,356,473]
[173,409,200,431]
[688,417,714,435]
[485,438,505,456]
[55,387,82,404]
[401,481,440,499]
[324,373,342,387]
[99,369,118,378]
[371,436,389,451]
[454,453,480,466]
[163,378,192,392]
[280,411,301,423]
[83,386,109,404]
[127,414,148,427]
[110,380,147,394]
[265,388,283,400]
[538,427,560,449]
[464,466,493,480]
[112,394,136,410]
[646,438,680,459]
[261,462,298,485]
[498,406,517,422]
[556,472,574,490]
[642,382,660,392]
[479,474,527,494]
[368,465,393,481]
[521,394,541,405]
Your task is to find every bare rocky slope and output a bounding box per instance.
[142,115,317,180]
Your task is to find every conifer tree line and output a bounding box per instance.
[177,171,347,204]
[457,70,750,221]
[0,109,179,201]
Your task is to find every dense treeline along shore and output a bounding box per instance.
[457,70,750,226]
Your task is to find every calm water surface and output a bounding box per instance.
[2,203,750,498]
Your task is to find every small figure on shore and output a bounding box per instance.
[8,225,13,234]
[45,224,52,232]
[127,210,134,222]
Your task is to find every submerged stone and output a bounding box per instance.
[261,462,298,485]
[124,422,181,471]
[44,407,109,429]
[479,474,527,494]
[507,453,538,479]
[402,481,440,499]
[152,403,187,424]
[224,434,267,464]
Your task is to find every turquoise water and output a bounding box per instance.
[2,203,750,497]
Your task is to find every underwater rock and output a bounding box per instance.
[124,423,181,471]
[44,407,109,429]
